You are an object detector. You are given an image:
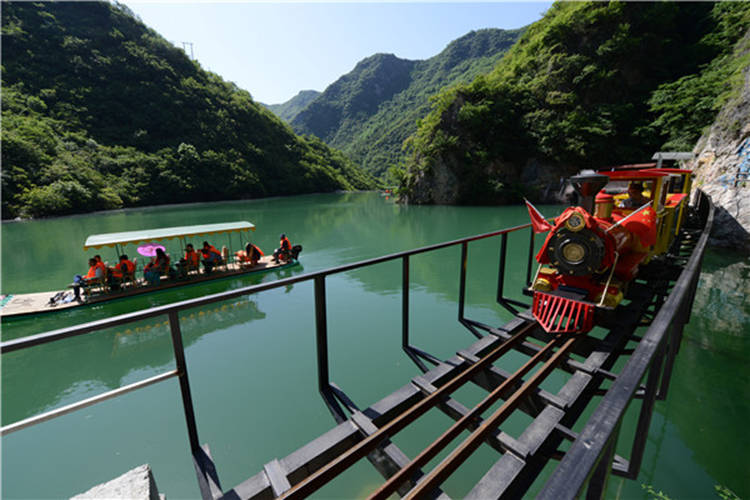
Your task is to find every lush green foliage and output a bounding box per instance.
[291,29,522,177]
[647,3,750,150]
[263,90,320,123]
[400,2,750,204]
[1,2,375,218]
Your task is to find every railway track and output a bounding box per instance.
[241,319,583,499]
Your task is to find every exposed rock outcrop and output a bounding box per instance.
[689,31,750,253]
[72,464,164,500]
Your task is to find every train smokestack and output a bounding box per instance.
[569,172,609,214]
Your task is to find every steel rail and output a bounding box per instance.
[405,334,579,498]
[368,333,568,499]
[279,320,538,499]
[1,223,532,355]
[0,369,178,436]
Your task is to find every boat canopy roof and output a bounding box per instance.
[84,221,255,250]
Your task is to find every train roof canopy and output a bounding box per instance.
[652,152,694,161]
[599,162,657,171]
[646,168,693,175]
[598,170,667,180]
[84,221,255,250]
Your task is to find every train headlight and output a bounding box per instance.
[547,228,606,276]
[561,242,586,264]
[565,213,585,232]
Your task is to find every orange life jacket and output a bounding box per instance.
[85,265,98,279]
[114,259,135,278]
[201,245,221,259]
[249,244,264,257]
[95,260,107,275]
[280,237,291,251]
[185,250,199,267]
[122,260,136,274]
[185,250,200,267]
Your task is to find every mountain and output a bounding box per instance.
[291,28,523,177]
[398,2,750,205]
[0,2,376,219]
[263,90,320,123]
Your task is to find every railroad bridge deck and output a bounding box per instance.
[1,193,713,499]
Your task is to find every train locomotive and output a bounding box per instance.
[527,167,692,334]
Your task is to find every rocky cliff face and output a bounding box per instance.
[689,31,750,253]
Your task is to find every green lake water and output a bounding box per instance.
[1,192,748,499]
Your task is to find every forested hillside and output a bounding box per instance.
[399,2,750,204]
[291,29,522,177]
[1,2,375,219]
[263,90,320,123]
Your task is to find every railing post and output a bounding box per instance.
[625,339,667,478]
[314,276,330,393]
[526,227,535,287]
[458,242,468,321]
[168,310,201,455]
[497,233,508,303]
[586,424,620,500]
[402,256,409,349]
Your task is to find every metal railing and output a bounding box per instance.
[1,220,537,497]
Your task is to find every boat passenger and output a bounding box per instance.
[273,234,292,263]
[154,248,171,273]
[72,257,103,300]
[155,248,178,279]
[184,244,200,270]
[236,242,263,266]
[110,255,136,287]
[108,262,124,290]
[621,182,650,209]
[144,259,161,286]
[177,243,200,277]
[201,241,222,273]
[118,254,136,277]
[94,254,107,275]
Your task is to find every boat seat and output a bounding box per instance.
[220,246,230,271]
[83,268,108,297]
[186,260,200,275]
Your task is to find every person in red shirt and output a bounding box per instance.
[110,254,136,287]
[201,241,222,273]
[273,234,292,263]
[72,257,103,300]
[236,241,264,266]
[184,244,200,270]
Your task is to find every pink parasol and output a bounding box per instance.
[137,242,166,257]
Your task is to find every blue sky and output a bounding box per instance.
[121,2,552,104]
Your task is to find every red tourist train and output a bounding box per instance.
[526,166,692,334]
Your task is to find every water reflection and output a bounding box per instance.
[2,297,265,425]
[644,249,750,498]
